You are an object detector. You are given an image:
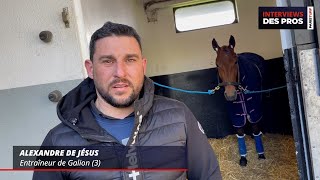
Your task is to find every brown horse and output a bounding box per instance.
[212,35,266,166]
[212,35,239,101]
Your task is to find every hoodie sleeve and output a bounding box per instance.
[184,105,222,180]
[32,130,65,180]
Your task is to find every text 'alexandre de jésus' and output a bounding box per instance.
[19,149,99,158]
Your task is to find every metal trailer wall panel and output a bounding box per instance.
[298,48,320,179]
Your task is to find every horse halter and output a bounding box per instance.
[218,81,240,87]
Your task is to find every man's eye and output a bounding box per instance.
[102,59,113,64]
[127,58,136,62]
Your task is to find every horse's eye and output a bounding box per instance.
[235,61,238,64]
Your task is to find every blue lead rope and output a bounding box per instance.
[153,82,216,95]
[153,81,287,95]
[241,85,287,94]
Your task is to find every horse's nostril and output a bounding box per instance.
[224,93,229,100]
[233,93,237,101]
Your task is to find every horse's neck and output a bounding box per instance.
[237,55,263,90]
[237,57,254,83]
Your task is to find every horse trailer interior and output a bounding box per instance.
[0,0,319,179]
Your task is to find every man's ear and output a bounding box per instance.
[84,59,93,79]
[142,57,147,74]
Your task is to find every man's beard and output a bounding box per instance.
[96,78,140,108]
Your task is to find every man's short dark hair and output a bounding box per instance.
[89,21,142,60]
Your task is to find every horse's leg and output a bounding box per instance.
[251,123,266,159]
[236,127,248,166]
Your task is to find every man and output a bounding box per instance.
[33,21,221,180]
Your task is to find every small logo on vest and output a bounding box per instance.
[197,122,205,134]
[126,146,140,179]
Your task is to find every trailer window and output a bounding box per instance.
[174,1,237,32]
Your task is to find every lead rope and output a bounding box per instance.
[153,81,286,95]
[153,81,219,95]
[239,85,287,94]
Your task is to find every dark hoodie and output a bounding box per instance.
[32,76,221,180]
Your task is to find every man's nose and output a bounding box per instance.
[114,61,127,77]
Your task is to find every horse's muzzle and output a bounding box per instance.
[224,91,237,101]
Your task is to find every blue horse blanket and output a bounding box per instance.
[226,53,264,128]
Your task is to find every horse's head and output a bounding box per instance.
[212,35,238,101]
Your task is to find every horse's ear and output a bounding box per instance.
[212,38,220,52]
[229,35,235,49]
